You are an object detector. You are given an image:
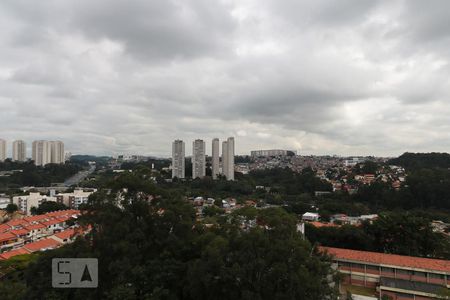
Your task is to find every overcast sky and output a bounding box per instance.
[1,0,449,157]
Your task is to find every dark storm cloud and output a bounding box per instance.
[0,0,449,156]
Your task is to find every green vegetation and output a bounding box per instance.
[30,201,68,215]
[0,254,39,300]
[5,203,18,214]
[389,152,450,170]
[70,155,112,167]
[21,189,338,300]
[0,160,83,189]
[1,153,448,298]
[306,212,450,259]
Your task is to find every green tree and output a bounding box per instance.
[22,191,338,300]
[5,203,18,214]
[31,201,67,215]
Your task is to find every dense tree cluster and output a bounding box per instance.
[0,160,82,189]
[20,190,337,300]
[388,152,450,170]
[30,201,68,215]
[306,212,450,259]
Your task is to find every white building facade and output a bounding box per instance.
[0,139,6,162]
[212,138,220,179]
[192,139,206,179]
[225,137,235,180]
[32,140,65,166]
[221,137,235,181]
[12,140,27,162]
[32,140,51,166]
[13,192,57,215]
[222,140,228,177]
[50,141,65,164]
[172,140,185,179]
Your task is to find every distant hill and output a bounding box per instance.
[388,152,450,169]
[70,155,111,165]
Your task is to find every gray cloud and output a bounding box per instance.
[0,0,449,157]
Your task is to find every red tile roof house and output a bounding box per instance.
[321,247,450,300]
[49,228,78,244]
[23,223,47,241]
[0,232,21,252]
[23,238,61,253]
[0,248,31,260]
[41,218,66,234]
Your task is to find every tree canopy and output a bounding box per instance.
[21,190,337,300]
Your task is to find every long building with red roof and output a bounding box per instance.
[0,209,80,253]
[321,246,450,300]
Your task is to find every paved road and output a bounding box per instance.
[64,165,96,187]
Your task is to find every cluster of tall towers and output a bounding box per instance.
[0,139,65,166]
[172,137,235,180]
[0,139,27,162]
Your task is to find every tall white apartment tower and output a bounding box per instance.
[32,140,51,166]
[225,137,235,180]
[50,141,65,164]
[192,139,206,179]
[12,140,27,162]
[172,140,185,179]
[212,138,220,179]
[222,140,228,177]
[0,139,6,162]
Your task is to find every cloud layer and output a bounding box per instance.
[0,0,449,157]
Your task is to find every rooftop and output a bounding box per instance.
[322,247,450,273]
[53,228,76,240]
[0,248,30,260]
[9,228,29,236]
[23,238,61,252]
[0,232,17,243]
[309,221,339,228]
[24,223,46,231]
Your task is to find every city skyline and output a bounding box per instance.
[172,137,235,180]
[0,2,449,157]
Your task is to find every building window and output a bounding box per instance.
[412,271,426,277]
[366,265,379,271]
[338,262,351,267]
[381,267,394,273]
[429,273,444,279]
[395,292,414,299]
[351,263,364,269]
[396,269,411,276]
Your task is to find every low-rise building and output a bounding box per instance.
[56,189,96,209]
[0,209,80,254]
[322,246,450,300]
[13,192,57,215]
[302,212,320,222]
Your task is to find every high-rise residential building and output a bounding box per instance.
[50,141,65,164]
[32,140,65,166]
[32,140,51,166]
[0,139,6,162]
[222,140,228,177]
[12,140,27,162]
[192,139,206,179]
[225,137,235,180]
[212,138,220,179]
[172,140,185,179]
